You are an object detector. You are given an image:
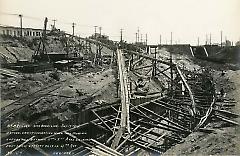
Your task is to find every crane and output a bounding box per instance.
[32,17,50,62]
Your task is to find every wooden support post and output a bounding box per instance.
[112,49,131,149]
[152,47,157,77]
[116,135,131,151]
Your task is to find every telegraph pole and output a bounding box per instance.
[198,37,199,46]
[19,14,23,37]
[140,34,142,43]
[52,19,57,29]
[72,23,76,36]
[225,36,227,46]
[170,32,173,96]
[206,34,208,45]
[145,33,148,45]
[120,29,123,42]
[210,33,212,46]
[137,27,140,42]
[94,26,98,39]
[160,34,162,45]
[135,33,138,43]
[221,31,223,47]
[99,27,102,36]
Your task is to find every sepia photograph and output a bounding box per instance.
[0,0,240,155]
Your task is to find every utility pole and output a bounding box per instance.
[52,19,57,29]
[198,37,199,46]
[72,23,76,36]
[221,31,223,47]
[19,14,23,37]
[137,27,140,42]
[99,27,102,36]
[145,33,148,45]
[94,26,98,39]
[140,34,142,43]
[225,36,227,46]
[206,34,208,45]
[135,33,138,43]
[120,29,123,42]
[210,33,212,46]
[152,47,157,77]
[170,32,173,96]
[160,34,162,45]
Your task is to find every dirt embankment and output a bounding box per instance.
[163,69,240,155]
[0,70,59,107]
[0,35,34,63]
[0,33,114,64]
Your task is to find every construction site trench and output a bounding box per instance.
[1,32,240,156]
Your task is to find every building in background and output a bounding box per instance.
[0,25,50,38]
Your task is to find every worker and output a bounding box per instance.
[134,78,149,96]
[135,78,146,90]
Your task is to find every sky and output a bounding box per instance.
[0,0,240,45]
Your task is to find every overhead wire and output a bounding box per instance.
[0,11,124,40]
[0,12,97,28]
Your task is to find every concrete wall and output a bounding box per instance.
[192,45,240,64]
[158,44,192,57]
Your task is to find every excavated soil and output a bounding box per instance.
[163,69,240,156]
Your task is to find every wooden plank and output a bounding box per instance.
[127,132,166,156]
[116,135,131,151]
[214,109,239,118]
[91,139,123,156]
[112,49,131,149]
[32,146,50,156]
[134,65,152,70]
[133,128,153,141]
[131,110,189,133]
[127,139,161,154]
[175,66,196,115]
[126,50,172,66]
[138,105,190,132]
[215,115,239,126]
[6,136,35,156]
[92,110,114,133]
